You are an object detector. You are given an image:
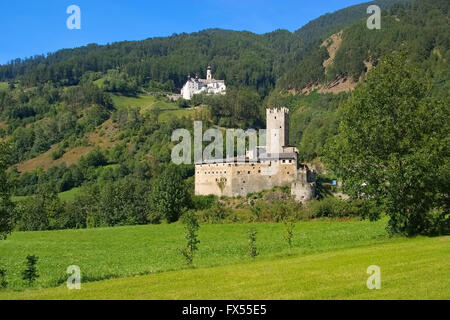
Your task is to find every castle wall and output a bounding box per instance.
[195,159,299,197]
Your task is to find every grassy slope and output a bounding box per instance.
[111,94,177,111]
[12,187,82,203]
[111,93,199,122]
[0,219,390,290]
[2,236,449,300]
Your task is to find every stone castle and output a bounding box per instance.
[195,107,316,203]
[181,66,227,100]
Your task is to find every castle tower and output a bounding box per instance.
[207,66,212,81]
[266,107,289,154]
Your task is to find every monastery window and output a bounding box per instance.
[258,170,261,173]
[248,171,251,174]
[287,172,290,175]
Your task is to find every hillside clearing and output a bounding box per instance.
[2,235,448,300]
[322,31,343,68]
[111,94,178,112]
[15,119,118,173]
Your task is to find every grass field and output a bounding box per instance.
[12,187,82,203]
[58,187,82,201]
[0,219,392,292]
[111,94,178,111]
[1,235,448,300]
[0,82,8,90]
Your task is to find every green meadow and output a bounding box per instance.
[12,187,81,203]
[1,233,449,300]
[0,219,391,292]
[111,94,178,111]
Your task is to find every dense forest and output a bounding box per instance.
[0,0,448,235]
[0,0,416,95]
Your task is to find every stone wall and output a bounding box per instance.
[195,159,315,203]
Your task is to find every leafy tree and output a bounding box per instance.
[0,141,14,240]
[98,178,151,226]
[179,211,200,265]
[22,255,39,285]
[17,185,65,231]
[325,51,449,236]
[150,166,191,223]
[284,221,295,248]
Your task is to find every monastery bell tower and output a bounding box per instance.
[207,66,212,81]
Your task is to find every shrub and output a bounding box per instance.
[284,221,295,248]
[0,267,7,289]
[247,228,258,259]
[51,147,65,160]
[179,211,200,265]
[22,255,39,285]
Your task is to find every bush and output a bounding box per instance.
[310,197,349,218]
[51,147,65,160]
[22,255,39,285]
[0,267,7,289]
[179,211,200,265]
[247,228,258,259]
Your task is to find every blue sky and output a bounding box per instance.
[1,0,369,64]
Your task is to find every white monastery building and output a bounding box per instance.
[181,66,227,100]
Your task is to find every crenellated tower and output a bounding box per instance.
[266,107,290,154]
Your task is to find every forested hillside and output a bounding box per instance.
[0,0,415,95]
[0,0,448,232]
